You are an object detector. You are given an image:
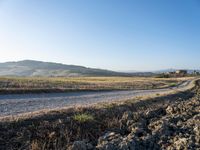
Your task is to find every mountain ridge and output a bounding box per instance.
[0,60,154,77]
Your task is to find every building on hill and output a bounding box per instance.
[193,70,200,75]
[175,70,187,76]
[165,70,187,77]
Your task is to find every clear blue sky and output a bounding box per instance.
[0,0,200,71]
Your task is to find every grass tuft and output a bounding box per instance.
[170,83,177,87]
[73,113,94,123]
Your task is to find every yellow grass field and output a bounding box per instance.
[0,76,193,94]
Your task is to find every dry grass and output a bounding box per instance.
[0,76,192,94]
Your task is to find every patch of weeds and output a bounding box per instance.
[73,113,94,123]
[170,83,177,87]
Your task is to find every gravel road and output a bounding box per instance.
[0,79,194,117]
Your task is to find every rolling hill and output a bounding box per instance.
[0,60,154,77]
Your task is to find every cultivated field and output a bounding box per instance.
[0,76,192,94]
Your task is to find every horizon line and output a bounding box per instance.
[0,59,199,73]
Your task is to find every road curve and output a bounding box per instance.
[0,79,196,117]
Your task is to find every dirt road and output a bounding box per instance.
[0,79,195,117]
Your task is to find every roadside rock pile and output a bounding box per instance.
[70,90,200,150]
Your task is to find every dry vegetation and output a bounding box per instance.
[0,76,191,94]
[0,80,199,150]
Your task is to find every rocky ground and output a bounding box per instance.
[0,81,200,150]
[93,95,200,150]
[70,85,200,150]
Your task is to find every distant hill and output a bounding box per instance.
[0,60,154,77]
